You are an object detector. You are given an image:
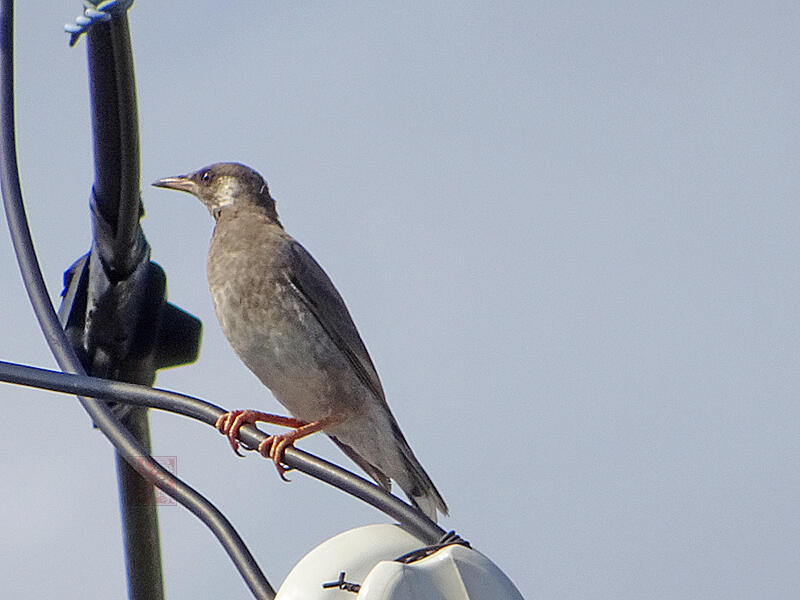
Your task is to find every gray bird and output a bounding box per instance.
[153,162,448,521]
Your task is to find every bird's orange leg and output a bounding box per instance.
[257,415,342,480]
[215,410,307,457]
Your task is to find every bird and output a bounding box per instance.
[152,162,448,522]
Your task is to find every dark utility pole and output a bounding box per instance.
[58,4,201,599]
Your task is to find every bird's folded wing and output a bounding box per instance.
[286,240,387,405]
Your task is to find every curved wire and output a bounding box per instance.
[0,359,446,544]
[0,4,274,598]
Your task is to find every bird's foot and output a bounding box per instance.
[256,434,296,481]
[255,418,337,481]
[214,410,307,457]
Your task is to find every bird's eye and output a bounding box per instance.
[201,171,211,182]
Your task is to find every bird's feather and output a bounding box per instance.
[286,239,448,520]
[329,435,392,491]
[285,240,387,406]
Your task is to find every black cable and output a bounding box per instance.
[1,2,446,593]
[0,4,274,598]
[0,359,446,544]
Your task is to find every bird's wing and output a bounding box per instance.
[285,240,387,404]
[329,435,391,491]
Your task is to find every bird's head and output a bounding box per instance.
[152,162,278,221]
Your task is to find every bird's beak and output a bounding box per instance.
[151,174,197,194]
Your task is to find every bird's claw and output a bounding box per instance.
[257,434,294,481]
[215,410,250,457]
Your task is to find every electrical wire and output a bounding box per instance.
[0,359,446,544]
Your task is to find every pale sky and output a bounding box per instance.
[1,2,799,598]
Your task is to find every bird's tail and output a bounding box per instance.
[388,423,449,523]
[330,425,448,523]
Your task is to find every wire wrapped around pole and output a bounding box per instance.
[65,0,135,46]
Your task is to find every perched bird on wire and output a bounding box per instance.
[153,163,448,522]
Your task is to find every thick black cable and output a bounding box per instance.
[3,0,443,547]
[0,360,446,544]
[0,4,274,598]
[3,0,443,586]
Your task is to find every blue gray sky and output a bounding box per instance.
[1,2,798,598]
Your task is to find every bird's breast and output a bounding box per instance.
[206,237,358,421]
